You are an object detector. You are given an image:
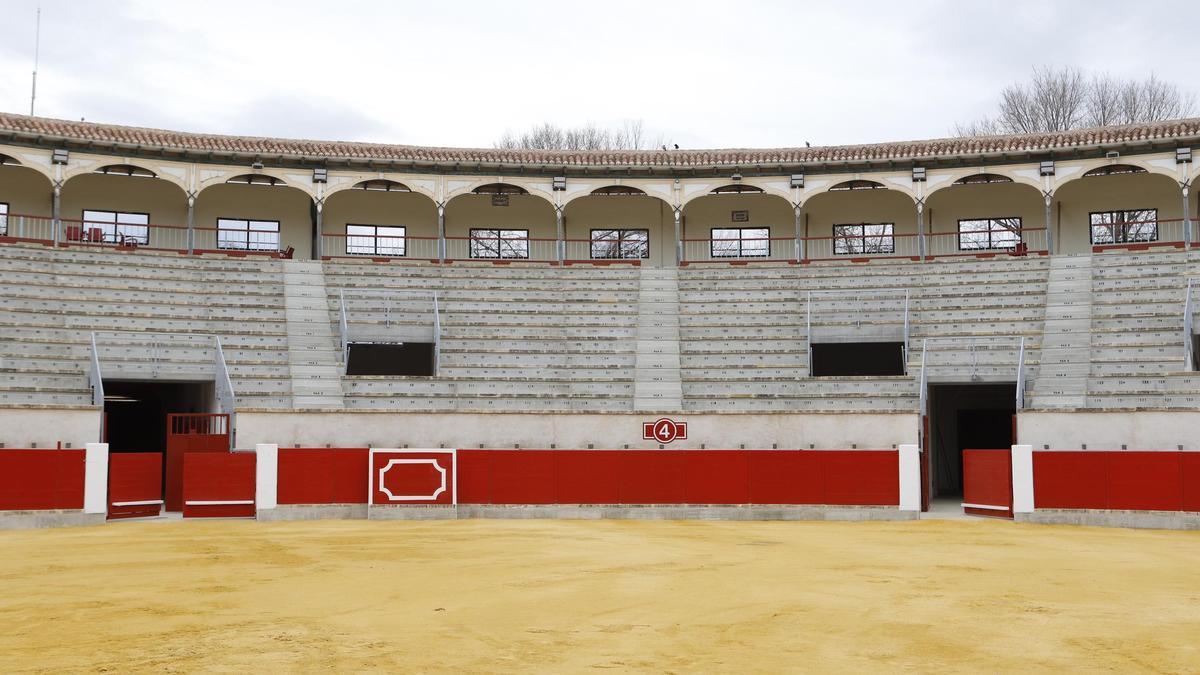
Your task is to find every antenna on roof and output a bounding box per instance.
[30,4,41,116]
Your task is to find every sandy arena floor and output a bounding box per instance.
[1,518,1199,672]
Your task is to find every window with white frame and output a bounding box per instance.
[217,218,280,251]
[81,210,150,245]
[711,227,769,258]
[0,202,7,236]
[1090,209,1158,245]
[833,223,894,255]
[469,228,529,259]
[958,217,1022,251]
[346,224,406,256]
[591,229,649,259]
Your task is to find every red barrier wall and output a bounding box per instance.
[108,453,162,519]
[0,449,86,511]
[962,449,1012,518]
[277,448,369,504]
[1033,451,1198,512]
[182,452,256,518]
[370,450,456,506]
[456,449,898,506]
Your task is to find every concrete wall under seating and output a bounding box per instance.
[236,411,918,451]
[1018,411,1200,451]
[0,408,101,448]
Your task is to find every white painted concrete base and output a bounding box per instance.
[0,510,106,529]
[366,504,918,521]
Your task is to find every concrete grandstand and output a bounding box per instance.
[0,113,1198,529]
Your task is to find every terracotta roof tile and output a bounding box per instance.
[0,112,1197,168]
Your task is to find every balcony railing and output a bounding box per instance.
[681,234,796,263]
[0,214,58,242]
[320,231,440,260]
[924,227,1049,258]
[443,234,559,263]
[801,231,920,261]
[1089,218,1188,251]
[563,237,648,263]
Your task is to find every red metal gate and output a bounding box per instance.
[108,453,163,519]
[165,414,230,511]
[962,448,1013,518]
[182,452,256,518]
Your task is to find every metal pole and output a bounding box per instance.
[806,291,812,375]
[916,202,926,261]
[1044,194,1054,254]
[186,196,195,254]
[51,183,61,245]
[314,202,324,260]
[555,206,564,264]
[1183,183,1192,251]
[794,203,804,262]
[437,203,446,264]
[673,208,682,266]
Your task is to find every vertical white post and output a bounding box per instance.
[898,443,921,511]
[1011,444,1034,514]
[83,442,109,515]
[255,443,278,511]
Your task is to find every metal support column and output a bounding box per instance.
[186,195,195,254]
[673,207,683,266]
[51,183,61,244]
[314,200,324,260]
[916,201,926,260]
[555,206,564,264]
[794,203,804,262]
[1183,182,1192,251]
[437,202,446,263]
[1044,193,1055,254]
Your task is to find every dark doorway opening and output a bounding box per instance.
[810,341,905,377]
[104,380,213,453]
[346,342,436,376]
[927,383,1015,498]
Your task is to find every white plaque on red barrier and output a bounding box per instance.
[368,449,457,506]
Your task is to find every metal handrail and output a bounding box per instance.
[213,336,236,450]
[919,335,1026,394]
[1015,336,1027,410]
[1185,279,1195,371]
[903,290,910,374]
[805,291,812,375]
[433,293,442,376]
[339,290,349,370]
[88,331,104,407]
[918,338,928,416]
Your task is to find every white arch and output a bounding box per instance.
[60,161,189,196]
[443,179,557,208]
[322,175,438,204]
[195,169,316,199]
[924,168,1044,199]
[1049,156,1180,197]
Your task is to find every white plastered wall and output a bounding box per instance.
[0,408,101,448]
[0,164,53,217]
[194,183,314,258]
[235,411,918,451]
[60,173,189,226]
[322,190,439,258]
[1053,171,1182,254]
[563,195,673,267]
[1018,411,1200,450]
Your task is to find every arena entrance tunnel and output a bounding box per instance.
[103,380,216,511]
[925,383,1015,512]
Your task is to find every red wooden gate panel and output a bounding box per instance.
[962,449,1012,518]
[108,453,163,519]
[0,450,85,510]
[165,414,230,511]
[182,452,256,518]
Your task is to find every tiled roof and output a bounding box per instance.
[0,112,1197,169]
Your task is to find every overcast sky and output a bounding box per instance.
[0,0,1196,150]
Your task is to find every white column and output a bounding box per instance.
[83,442,109,515]
[898,443,921,511]
[255,443,279,511]
[1011,444,1034,514]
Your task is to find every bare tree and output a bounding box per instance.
[495,119,661,151]
[956,67,1196,136]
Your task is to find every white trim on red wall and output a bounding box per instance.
[898,444,920,511]
[83,442,108,515]
[1011,444,1034,513]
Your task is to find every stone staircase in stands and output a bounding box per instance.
[1029,255,1094,408]
[634,268,682,411]
[282,260,345,408]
